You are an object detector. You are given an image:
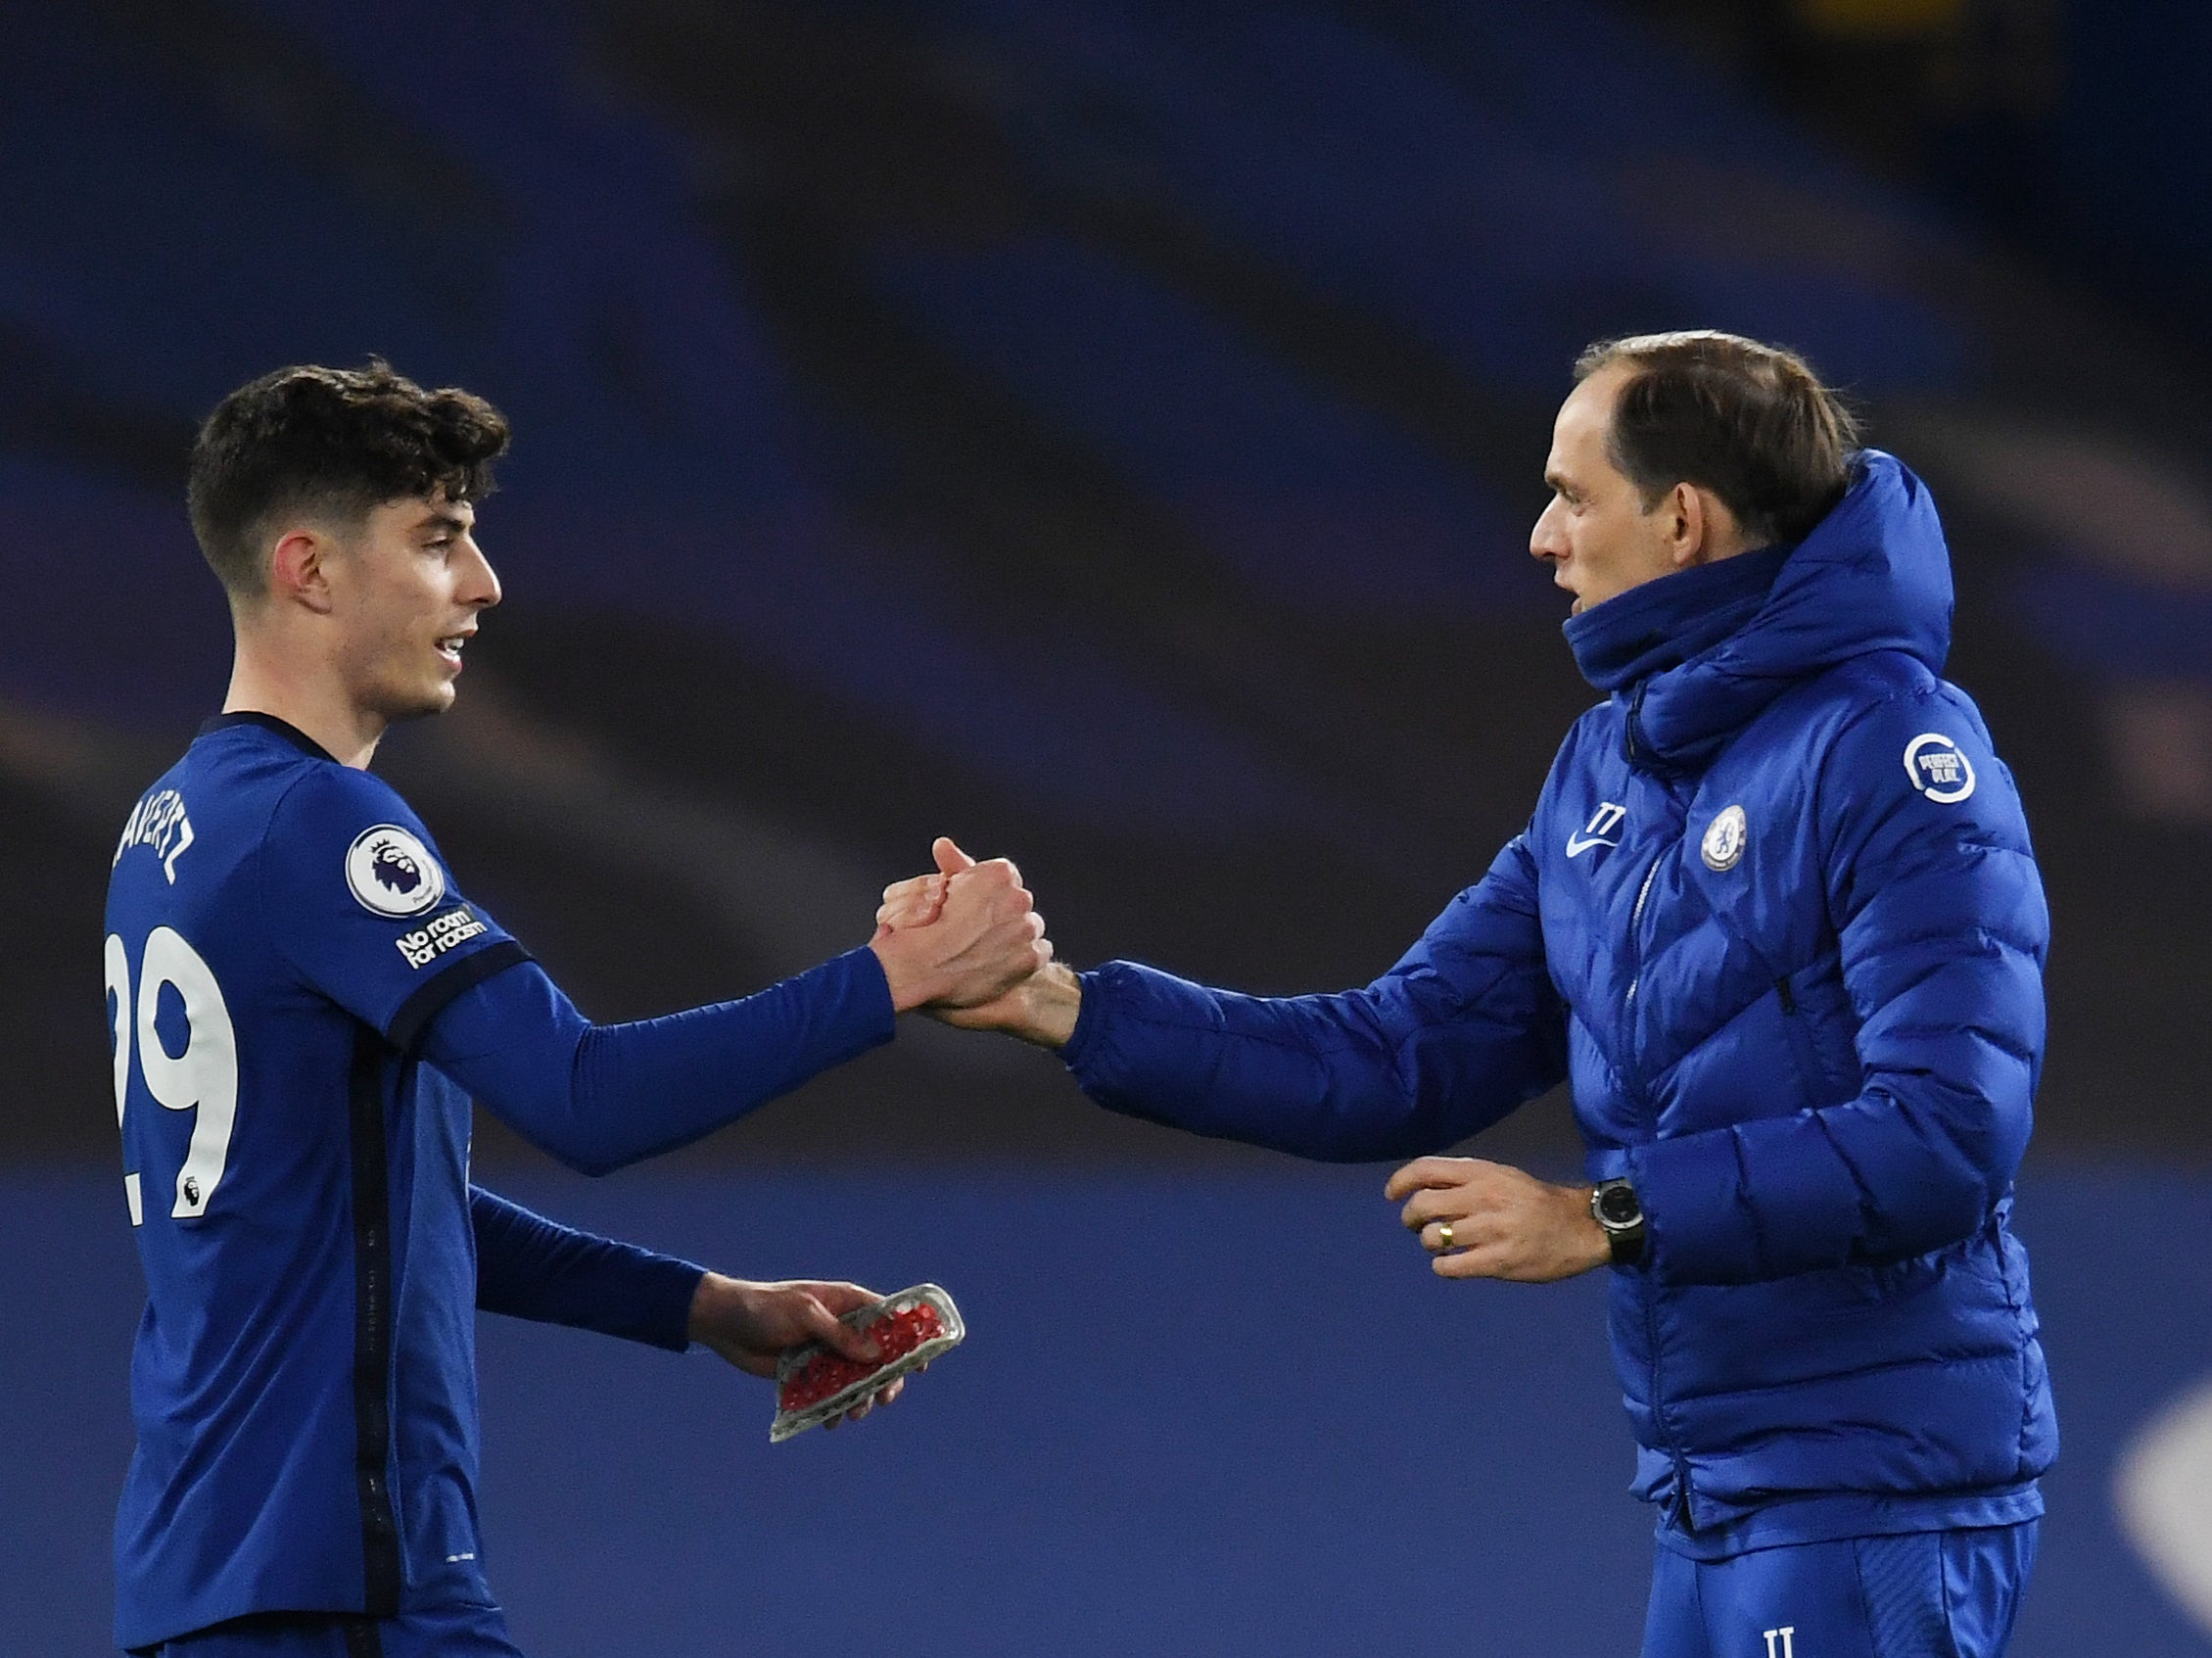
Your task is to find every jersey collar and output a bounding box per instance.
[199,710,342,764]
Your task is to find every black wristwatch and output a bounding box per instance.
[1590,1178,1646,1267]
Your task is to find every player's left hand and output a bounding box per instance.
[1385,1157,1610,1283]
[687,1275,917,1427]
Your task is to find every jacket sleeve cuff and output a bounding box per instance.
[1630,1110,1876,1284]
[1059,968,1117,1079]
[1058,961,1222,1113]
[1627,1129,1759,1284]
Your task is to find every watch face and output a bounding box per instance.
[1597,1184,1641,1227]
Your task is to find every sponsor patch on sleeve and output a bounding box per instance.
[1903,733,1977,804]
[396,906,490,970]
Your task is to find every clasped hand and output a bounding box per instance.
[872,839,1079,1044]
[866,838,1053,1015]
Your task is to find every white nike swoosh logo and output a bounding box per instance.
[1565,833,1620,858]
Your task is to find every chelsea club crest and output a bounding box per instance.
[1701,804,1748,872]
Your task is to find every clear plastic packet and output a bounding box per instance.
[770,1283,965,1443]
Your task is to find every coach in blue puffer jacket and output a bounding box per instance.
[902,332,2054,1656]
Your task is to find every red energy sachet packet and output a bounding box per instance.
[770,1284,965,1443]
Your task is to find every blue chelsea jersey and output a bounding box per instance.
[105,713,529,1648]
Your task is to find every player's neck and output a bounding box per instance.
[223,645,386,770]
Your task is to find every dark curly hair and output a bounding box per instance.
[187,359,510,599]
[1576,332,1860,547]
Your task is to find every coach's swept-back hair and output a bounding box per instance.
[187,359,510,600]
[1576,331,1860,547]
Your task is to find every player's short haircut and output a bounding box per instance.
[187,359,511,601]
[1575,331,1860,547]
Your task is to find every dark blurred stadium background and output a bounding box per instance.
[4,1,2210,1651]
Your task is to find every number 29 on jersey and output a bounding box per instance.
[104,927,238,1225]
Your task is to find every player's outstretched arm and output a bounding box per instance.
[418,860,1049,1177]
[259,766,1049,1175]
[875,835,1570,1162]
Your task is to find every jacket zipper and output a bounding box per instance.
[1623,856,1663,1018]
[1619,845,1692,1524]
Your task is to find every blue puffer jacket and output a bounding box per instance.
[1062,452,2056,1547]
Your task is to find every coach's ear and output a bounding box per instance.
[1662,482,1750,570]
[268,528,337,615]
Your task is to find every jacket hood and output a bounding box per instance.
[1616,450,1953,771]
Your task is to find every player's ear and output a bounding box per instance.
[269,529,337,615]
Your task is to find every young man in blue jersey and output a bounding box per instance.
[105,361,1053,1657]
[885,334,2053,1657]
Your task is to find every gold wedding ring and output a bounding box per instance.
[1435,1221,1454,1252]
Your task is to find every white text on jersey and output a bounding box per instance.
[115,789,196,884]
[397,907,490,970]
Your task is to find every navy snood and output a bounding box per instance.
[1563,543,1792,692]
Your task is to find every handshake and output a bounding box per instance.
[863,837,1082,1048]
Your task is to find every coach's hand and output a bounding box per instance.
[873,839,1081,1045]
[867,838,1053,1015]
[1386,1158,1611,1283]
[687,1275,912,1427]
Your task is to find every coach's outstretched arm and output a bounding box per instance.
[884,837,1569,1161]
